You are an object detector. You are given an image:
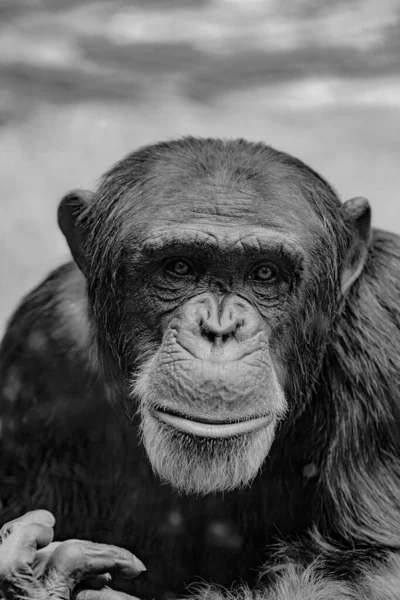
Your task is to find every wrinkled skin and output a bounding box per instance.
[0,511,144,600]
[1,138,400,600]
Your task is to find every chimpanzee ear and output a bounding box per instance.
[340,197,372,295]
[58,189,94,275]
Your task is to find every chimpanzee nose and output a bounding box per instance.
[183,293,260,344]
[199,297,243,342]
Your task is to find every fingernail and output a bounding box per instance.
[134,557,147,572]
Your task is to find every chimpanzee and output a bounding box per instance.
[0,137,400,600]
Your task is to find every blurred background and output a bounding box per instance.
[1,0,400,331]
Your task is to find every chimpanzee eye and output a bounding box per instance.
[164,259,193,277]
[249,263,278,282]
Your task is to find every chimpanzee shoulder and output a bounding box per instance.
[313,227,400,550]
[0,262,120,523]
[0,261,101,432]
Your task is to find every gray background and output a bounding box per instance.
[1,0,400,331]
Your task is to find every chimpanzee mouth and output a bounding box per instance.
[150,406,273,438]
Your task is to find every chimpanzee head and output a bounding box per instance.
[58,138,371,494]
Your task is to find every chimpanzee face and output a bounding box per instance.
[58,138,371,495]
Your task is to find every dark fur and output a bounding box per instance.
[1,138,400,599]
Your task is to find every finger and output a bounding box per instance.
[0,522,55,572]
[47,540,146,582]
[76,589,141,600]
[0,521,54,600]
[80,573,113,590]
[33,542,63,578]
[1,510,55,532]
[0,511,55,546]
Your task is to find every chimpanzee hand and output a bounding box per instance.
[0,510,146,600]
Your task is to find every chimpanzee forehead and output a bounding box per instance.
[132,167,325,243]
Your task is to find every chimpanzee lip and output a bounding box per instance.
[150,406,273,438]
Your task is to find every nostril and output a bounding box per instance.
[200,322,243,344]
[200,321,216,343]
